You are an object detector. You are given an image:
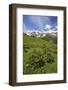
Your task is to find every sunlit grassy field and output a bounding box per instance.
[23,34,57,74]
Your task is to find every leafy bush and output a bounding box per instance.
[29,49,45,68]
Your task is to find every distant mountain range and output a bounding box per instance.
[24,31,57,38]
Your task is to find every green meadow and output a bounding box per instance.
[23,33,57,74]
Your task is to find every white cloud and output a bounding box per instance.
[28,16,51,32]
[44,24,58,33]
[44,24,52,30]
[51,26,57,31]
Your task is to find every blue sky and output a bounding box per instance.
[23,15,57,33]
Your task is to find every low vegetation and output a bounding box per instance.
[23,33,57,74]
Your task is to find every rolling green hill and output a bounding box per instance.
[23,34,57,74]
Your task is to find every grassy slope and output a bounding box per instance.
[23,34,57,74]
